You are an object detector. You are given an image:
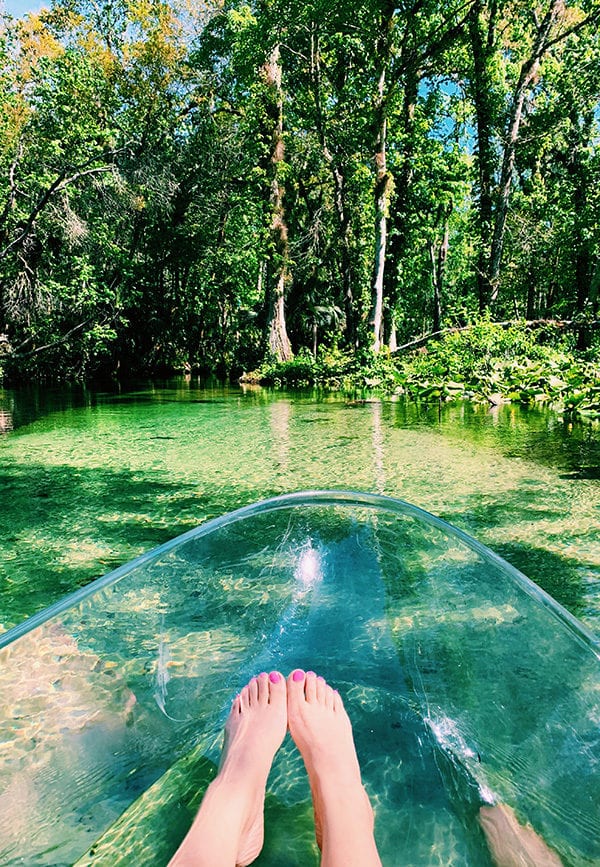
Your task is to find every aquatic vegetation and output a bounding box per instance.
[260,321,600,420]
[397,322,600,419]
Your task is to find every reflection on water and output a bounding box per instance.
[371,399,386,494]
[0,409,12,433]
[0,379,599,635]
[269,398,292,473]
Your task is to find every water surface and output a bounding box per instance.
[2,495,598,865]
[1,379,599,633]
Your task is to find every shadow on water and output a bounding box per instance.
[0,458,281,628]
[3,379,600,474]
[559,467,600,480]
[1,458,594,633]
[492,542,588,615]
[442,492,592,616]
[1,379,599,636]
[392,398,600,479]
[0,378,243,434]
[444,488,565,528]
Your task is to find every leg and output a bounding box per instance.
[168,671,287,867]
[478,804,563,867]
[287,669,382,867]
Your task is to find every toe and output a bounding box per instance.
[267,670,286,705]
[256,671,269,704]
[240,683,252,711]
[333,689,343,713]
[287,669,306,706]
[247,676,259,707]
[305,671,318,703]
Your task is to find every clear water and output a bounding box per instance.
[1,494,599,866]
[1,379,599,633]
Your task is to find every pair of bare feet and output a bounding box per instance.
[168,669,382,867]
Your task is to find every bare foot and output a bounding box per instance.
[168,671,287,867]
[222,671,287,865]
[479,804,563,867]
[287,669,382,867]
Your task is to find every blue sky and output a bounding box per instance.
[1,0,46,17]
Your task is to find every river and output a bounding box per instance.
[1,378,599,635]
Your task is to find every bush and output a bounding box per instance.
[258,347,355,387]
[396,319,600,419]
[247,319,600,420]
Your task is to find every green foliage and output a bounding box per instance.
[257,321,600,421]
[397,320,600,419]
[257,347,356,387]
[0,0,599,386]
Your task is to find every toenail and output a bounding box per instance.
[307,670,316,676]
[292,669,305,682]
[269,671,281,683]
[259,671,268,677]
[317,675,325,681]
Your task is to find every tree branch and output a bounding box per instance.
[11,317,99,358]
[0,142,23,241]
[0,150,125,262]
[544,7,600,52]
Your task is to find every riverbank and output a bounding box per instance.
[248,321,600,420]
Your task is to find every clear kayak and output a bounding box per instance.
[1,490,598,865]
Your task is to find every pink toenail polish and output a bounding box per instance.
[307,670,316,676]
[269,671,281,683]
[259,671,268,677]
[317,675,325,682]
[292,669,305,682]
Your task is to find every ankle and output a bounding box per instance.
[218,742,271,782]
[313,774,372,816]
[304,749,363,788]
[212,763,267,799]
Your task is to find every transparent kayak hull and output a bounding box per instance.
[1,490,599,866]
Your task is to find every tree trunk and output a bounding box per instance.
[269,269,292,360]
[384,64,420,349]
[569,108,596,350]
[371,163,389,353]
[309,23,355,345]
[370,5,395,353]
[589,264,600,316]
[525,259,536,321]
[430,218,449,335]
[262,43,292,362]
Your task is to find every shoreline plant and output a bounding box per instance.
[249,320,600,420]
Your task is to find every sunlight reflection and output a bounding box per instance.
[294,545,322,590]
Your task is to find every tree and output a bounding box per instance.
[261,40,293,361]
[1,0,599,381]
[468,0,600,311]
[368,0,473,352]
